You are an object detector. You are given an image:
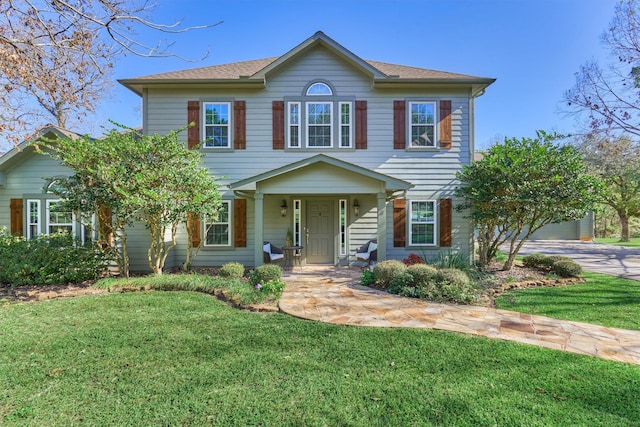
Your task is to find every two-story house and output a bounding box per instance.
[0,31,496,271]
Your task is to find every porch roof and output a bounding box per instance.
[228,154,413,192]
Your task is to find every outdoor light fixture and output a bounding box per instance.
[353,199,360,217]
[280,199,288,217]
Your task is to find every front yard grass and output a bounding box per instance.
[595,237,640,248]
[1,289,639,426]
[495,272,640,330]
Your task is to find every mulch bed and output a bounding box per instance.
[1,262,584,307]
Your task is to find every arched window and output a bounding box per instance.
[306,82,333,96]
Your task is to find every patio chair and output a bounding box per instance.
[263,241,285,264]
[355,239,377,266]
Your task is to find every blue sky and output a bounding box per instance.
[93,0,618,150]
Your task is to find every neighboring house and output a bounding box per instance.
[0,31,496,271]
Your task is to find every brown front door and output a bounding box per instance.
[306,200,334,264]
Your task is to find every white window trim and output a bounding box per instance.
[287,101,301,149]
[408,101,437,148]
[306,101,333,148]
[339,101,353,148]
[26,199,41,239]
[409,200,437,246]
[46,199,76,237]
[202,102,231,149]
[204,200,231,247]
[338,199,347,256]
[306,82,333,96]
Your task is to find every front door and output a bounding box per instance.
[306,200,334,264]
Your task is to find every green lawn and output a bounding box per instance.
[594,237,640,248]
[1,290,639,426]
[495,272,640,330]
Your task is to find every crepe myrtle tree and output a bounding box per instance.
[455,131,602,271]
[40,124,221,276]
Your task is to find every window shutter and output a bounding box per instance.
[272,101,285,149]
[187,101,200,150]
[98,204,113,247]
[439,100,452,149]
[393,198,406,247]
[439,198,452,247]
[393,100,406,149]
[234,199,247,247]
[187,212,201,248]
[355,100,367,149]
[10,198,23,236]
[234,100,246,150]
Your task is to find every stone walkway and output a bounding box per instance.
[279,266,640,365]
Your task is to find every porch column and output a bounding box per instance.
[254,191,264,266]
[377,192,387,261]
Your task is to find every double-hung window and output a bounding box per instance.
[204,201,230,246]
[409,200,436,246]
[203,102,230,148]
[307,102,332,147]
[286,81,353,149]
[409,102,436,147]
[46,200,75,235]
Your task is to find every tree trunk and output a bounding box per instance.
[619,211,631,242]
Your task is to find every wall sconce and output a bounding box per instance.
[280,199,288,217]
[353,199,360,217]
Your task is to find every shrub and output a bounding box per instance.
[429,268,477,304]
[0,230,108,286]
[435,268,472,287]
[219,262,245,279]
[522,253,550,268]
[402,253,425,266]
[254,279,287,302]
[373,260,407,288]
[551,259,583,278]
[387,272,415,294]
[361,269,376,286]
[249,264,282,287]
[407,264,438,287]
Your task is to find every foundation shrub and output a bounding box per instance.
[248,264,282,287]
[430,268,477,304]
[0,230,108,286]
[373,260,407,288]
[219,262,245,279]
[407,264,438,287]
[387,272,415,294]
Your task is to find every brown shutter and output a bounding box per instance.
[439,100,452,149]
[439,198,452,247]
[98,204,113,247]
[355,100,367,149]
[188,212,201,248]
[10,198,23,236]
[272,101,285,149]
[234,100,246,150]
[393,198,406,247]
[393,100,406,149]
[234,199,247,247]
[187,101,200,150]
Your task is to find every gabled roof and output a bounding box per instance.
[0,125,84,171]
[229,154,413,192]
[119,31,495,96]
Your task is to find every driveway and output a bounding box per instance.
[510,240,640,281]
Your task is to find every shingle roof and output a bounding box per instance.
[126,57,484,82]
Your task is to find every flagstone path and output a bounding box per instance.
[279,266,640,365]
